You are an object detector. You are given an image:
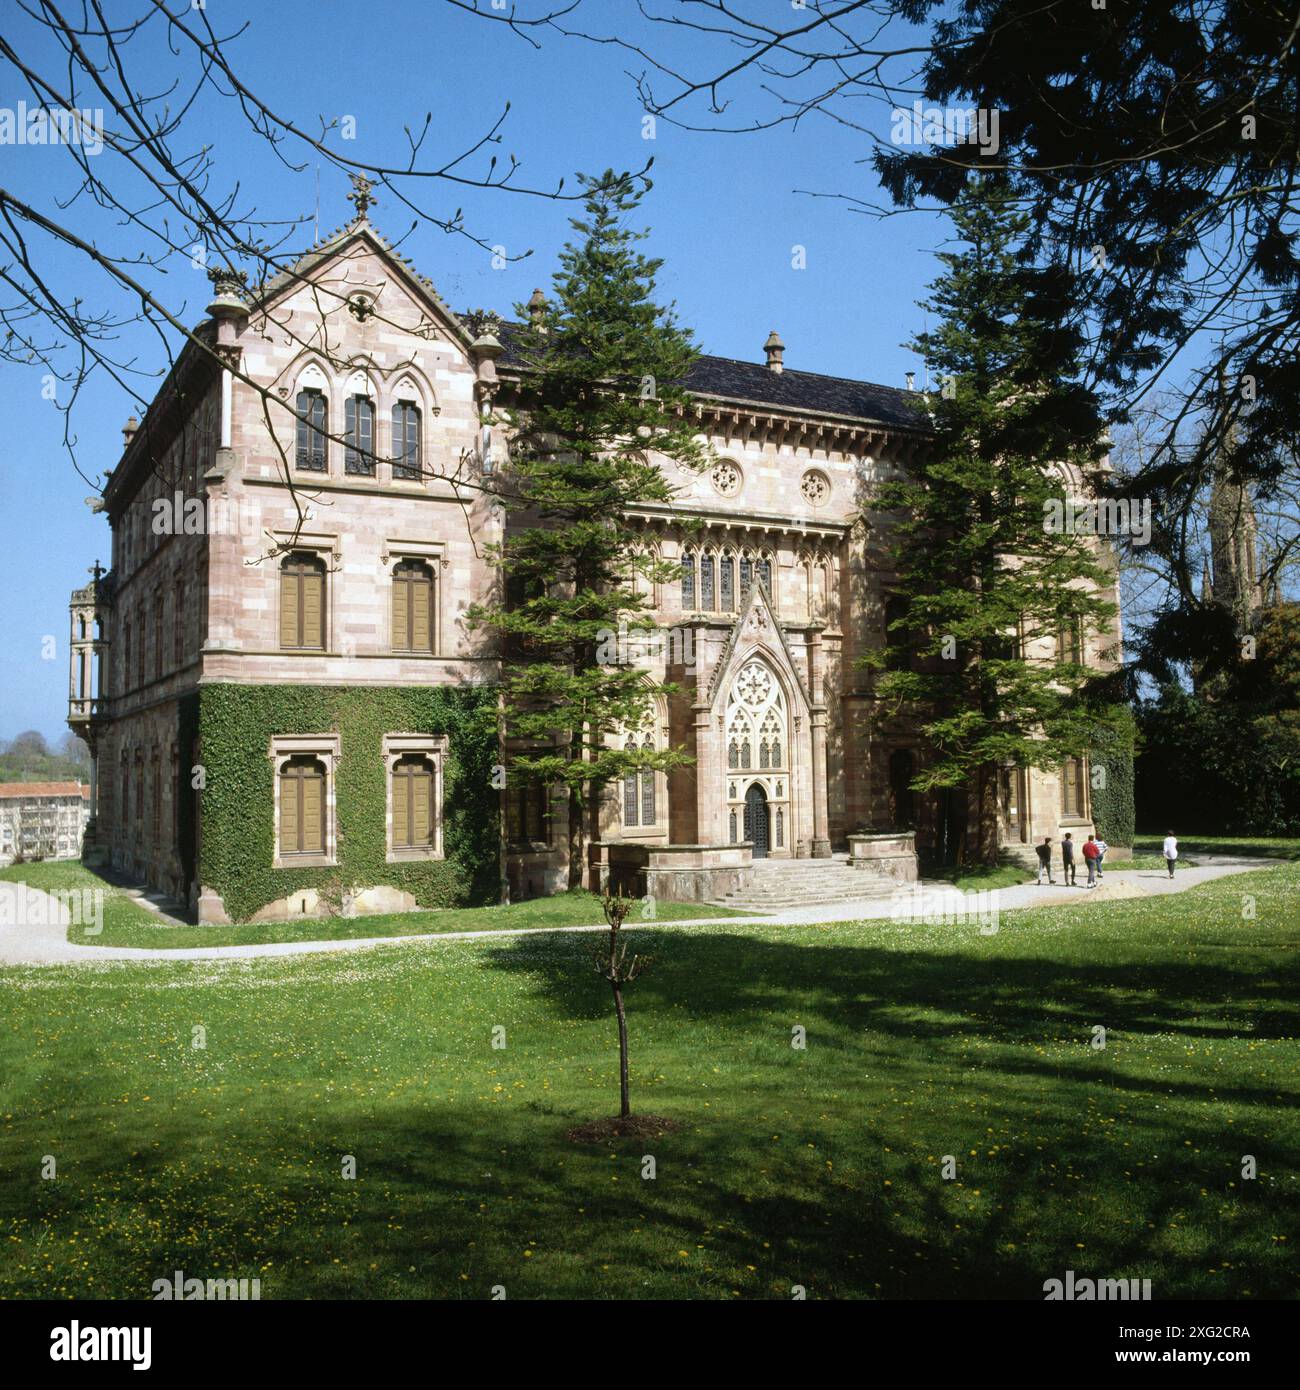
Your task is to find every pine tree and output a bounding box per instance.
[866,177,1127,866]
[466,168,706,891]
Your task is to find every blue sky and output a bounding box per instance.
[0,1,949,742]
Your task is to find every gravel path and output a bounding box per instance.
[0,854,1280,968]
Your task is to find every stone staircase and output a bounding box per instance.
[710,853,904,911]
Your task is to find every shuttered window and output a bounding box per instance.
[1061,757,1085,818]
[280,553,326,650]
[344,394,376,475]
[392,402,421,480]
[295,390,327,471]
[391,559,434,653]
[280,757,326,855]
[391,756,435,850]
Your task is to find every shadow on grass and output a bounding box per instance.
[11,1082,1292,1300]
[477,927,1300,1048]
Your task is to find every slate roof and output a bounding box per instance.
[493,321,928,432]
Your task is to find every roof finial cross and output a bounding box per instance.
[347,173,377,221]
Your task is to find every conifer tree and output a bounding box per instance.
[467,169,706,890]
[867,177,1128,865]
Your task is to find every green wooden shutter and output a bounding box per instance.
[392,571,410,651]
[302,568,324,649]
[412,763,432,846]
[280,568,299,648]
[412,571,432,651]
[392,765,410,847]
[301,766,323,853]
[280,767,299,853]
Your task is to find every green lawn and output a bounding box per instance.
[1133,833,1300,861]
[925,861,1033,893]
[1,859,1296,1299]
[0,861,749,948]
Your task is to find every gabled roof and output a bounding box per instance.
[493,321,928,433]
[705,579,814,714]
[251,217,476,351]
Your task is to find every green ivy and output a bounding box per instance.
[197,684,500,922]
[1089,706,1136,848]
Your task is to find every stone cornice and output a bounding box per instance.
[626,501,853,542]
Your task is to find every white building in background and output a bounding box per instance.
[0,782,91,866]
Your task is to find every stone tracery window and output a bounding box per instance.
[800,469,831,507]
[710,460,743,497]
[621,727,659,830]
[680,544,775,614]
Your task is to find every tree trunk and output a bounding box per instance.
[612,979,631,1118]
[976,762,1001,866]
[568,781,584,891]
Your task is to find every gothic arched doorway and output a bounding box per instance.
[744,782,770,858]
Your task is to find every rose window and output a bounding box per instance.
[711,461,743,497]
[800,469,831,507]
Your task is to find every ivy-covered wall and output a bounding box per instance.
[1089,707,1137,848]
[198,683,500,922]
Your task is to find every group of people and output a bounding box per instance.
[1036,832,1108,888]
[1034,832,1180,887]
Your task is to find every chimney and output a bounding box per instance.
[763,330,785,374]
[905,372,915,392]
[527,287,547,328]
[122,415,140,449]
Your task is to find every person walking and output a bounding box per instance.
[1035,836,1055,885]
[1061,832,1076,886]
[1163,831,1178,879]
[1095,836,1108,879]
[1082,834,1100,888]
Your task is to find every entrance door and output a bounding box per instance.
[744,783,770,859]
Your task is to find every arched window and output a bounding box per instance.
[392,400,422,480]
[122,620,132,692]
[739,554,753,598]
[391,755,435,850]
[280,552,326,650]
[623,737,639,826]
[279,756,326,856]
[622,733,658,828]
[345,391,376,475]
[680,551,696,609]
[640,738,656,825]
[154,602,164,678]
[392,559,434,653]
[756,556,773,599]
[700,551,716,610]
[719,554,734,610]
[740,738,752,769]
[295,389,327,471]
[728,739,739,770]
